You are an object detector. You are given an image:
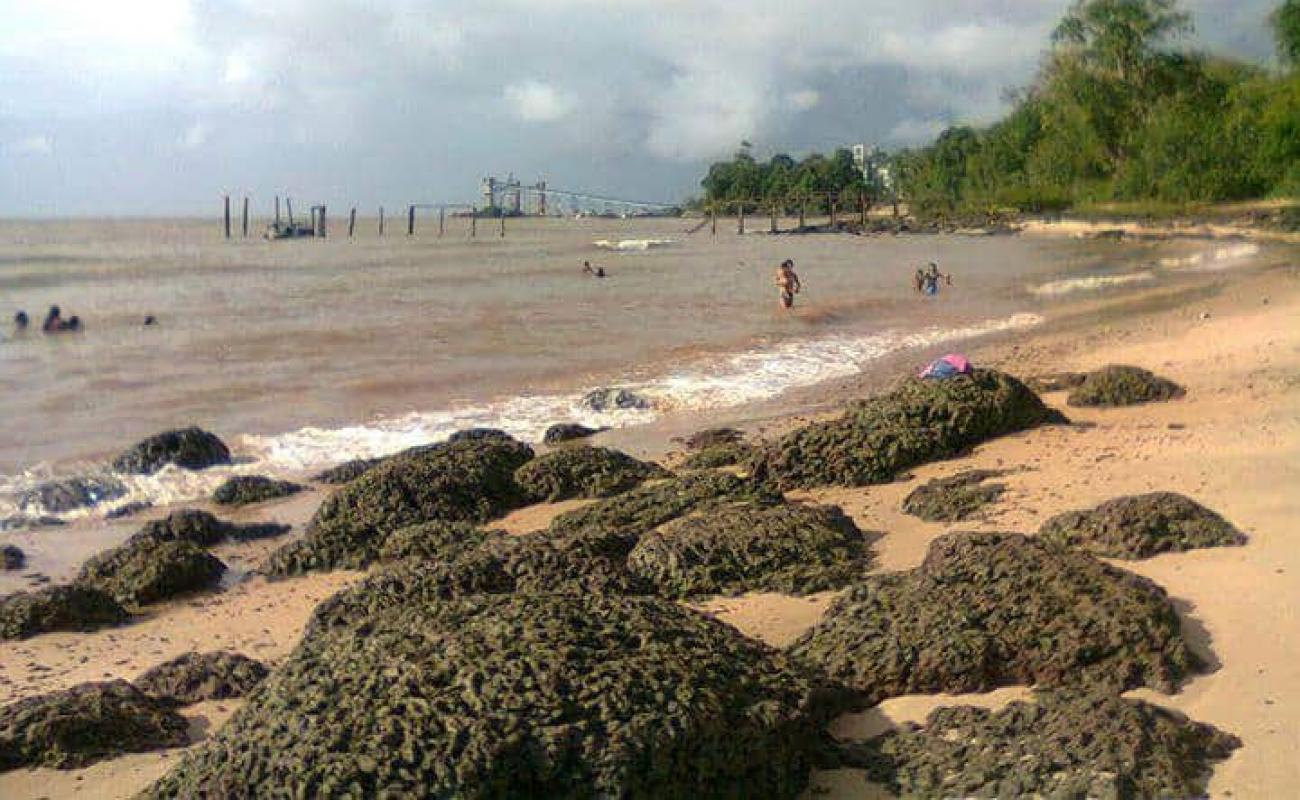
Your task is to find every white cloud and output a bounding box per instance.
[179,122,209,150]
[10,135,53,155]
[503,80,575,123]
[888,117,950,144]
[786,90,821,111]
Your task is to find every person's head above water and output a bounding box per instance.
[46,305,60,320]
[13,311,28,329]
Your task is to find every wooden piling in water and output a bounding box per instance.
[274,196,281,226]
[348,207,356,237]
[379,206,385,236]
[320,206,327,238]
[830,197,837,227]
[471,210,477,238]
[223,195,231,239]
[860,192,868,225]
[798,200,806,229]
[241,196,249,237]
[770,204,777,234]
[408,205,416,236]
[499,213,506,238]
[710,210,716,236]
[439,208,445,237]
[738,204,745,235]
[287,198,295,227]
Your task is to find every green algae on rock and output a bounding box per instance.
[144,592,856,798]
[1067,364,1186,407]
[751,370,1065,490]
[514,446,669,502]
[111,427,231,475]
[788,532,1199,704]
[860,690,1240,798]
[376,520,495,564]
[627,501,873,598]
[132,508,289,548]
[0,680,188,770]
[211,475,305,506]
[684,427,745,450]
[0,585,128,640]
[311,457,382,485]
[1039,492,1247,559]
[135,651,270,706]
[901,469,1008,522]
[264,436,534,576]
[76,539,226,607]
[681,442,756,470]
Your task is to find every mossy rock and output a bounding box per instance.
[684,427,745,450]
[514,446,669,502]
[111,427,231,474]
[628,502,872,598]
[18,475,127,514]
[145,592,857,798]
[264,436,534,576]
[543,423,604,444]
[788,532,1199,704]
[1067,364,1186,407]
[1039,492,1247,559]
[76,539,226,607]
[681,442,756,470]
[1,543,24,570]
[376,521,495,564]
[212,475,305,506]
[135,651,270,705]
[861,690,1240,798]
[0,585,129,640]
[751,370,1065,490]
[1023,371,1086,393]
[0,680,189,770]
[311,457,381,485]
[901,470,1008,522]
[131,508,289,548]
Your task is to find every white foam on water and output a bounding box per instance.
[592,238,675,251]
[1029,272,1155,297]
[1158,243,1260,270]
[0,311,1043,524]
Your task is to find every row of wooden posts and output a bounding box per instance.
[222,190,897,239]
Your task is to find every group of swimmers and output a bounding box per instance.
[12,306,81,334]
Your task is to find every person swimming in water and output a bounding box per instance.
[774,259,801,309]
[13,310,28,332]
[42,305,81,333]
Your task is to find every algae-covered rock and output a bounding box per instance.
[1,544,23,570]
[514,446,669,502]
[1023,371,1086,393]
[901,469,1007,522]
[311,457,381,485]
[131,508,288,548]
[376,520,494,564]
[788,532,1199,703]
[684,427,745,450]
[145,592,856,798]
[0,680,188,770]
[682,442,756,470]
[542,423,603,444]
[106,501,152,520]
[264,436,534,575]
[1039,492,1247,559]
[77,539,226,607]
[628,502,872,598]
[0,585,128,640]
[18,475,127,514]
[861,690,1240,798]
[111,427,231,474]
[751,370,1065,490]
[211,475,304,506]
[135,651,269,705]
[1067,364,1186,407]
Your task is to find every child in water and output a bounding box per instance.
[774,260,801,309]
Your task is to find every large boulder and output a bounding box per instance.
[311,457,381,485]
[684,427,745,450]
[0,680,188,770]
[861,690,1240,799]
[514,446,669,502]
[17,475,127,514]
[1067,364,1186,407]
[263,436,534,575]
[542,423,604,444]
[144,592,856,798]
[1,544,24,570]
[788,532,1199,704]
[901,469,1008,522]
[627,501,872,598]
[751,370,1065,490]
[131,508,288,548]
[212,475,305,507]
[0,585,128,640]
[77,539,226,607]
[1039,492,1247,559]
[112,427,231,474]
[135,651,270,705]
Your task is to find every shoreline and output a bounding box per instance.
[1,242,1297,797]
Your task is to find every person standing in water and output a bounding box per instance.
[921,262,951,296]
[774,259,801,309]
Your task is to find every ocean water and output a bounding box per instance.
[0,217,1275,523]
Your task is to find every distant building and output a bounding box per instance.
[852,143,895,196]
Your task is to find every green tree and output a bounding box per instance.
[1274,0,1300,66]
[1052,0,1192,82]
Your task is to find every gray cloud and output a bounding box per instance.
[0,0,1280,215]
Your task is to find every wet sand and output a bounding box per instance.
[1,258,1297,798]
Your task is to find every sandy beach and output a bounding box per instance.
[1,242,1297,798]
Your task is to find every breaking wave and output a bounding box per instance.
[593,238,675,251]
[1029,272,1156,297]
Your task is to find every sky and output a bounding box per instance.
[0,0,1283,216]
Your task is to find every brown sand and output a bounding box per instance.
[1,259,1297,798]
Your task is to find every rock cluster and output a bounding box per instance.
[264,435,534,575]
[112,427,231,474]
[0,680,188,770]
[1067,364,1186,407]
[135,651,269,705]
[751,370,1065,489]
[789,532,1199,704]
[861,691,1240,798]
[0,585,128,640]
[145,592,854,798]
[901,470,1008,522]
[211,475,305,506]
[514,446,669,502]
[134,508,289,547]
[77,539,226,607]
[627,501,872,597]
[1039,492,1247,559]
[581,387,650,411]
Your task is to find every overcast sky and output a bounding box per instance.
[0,0,1282,216]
